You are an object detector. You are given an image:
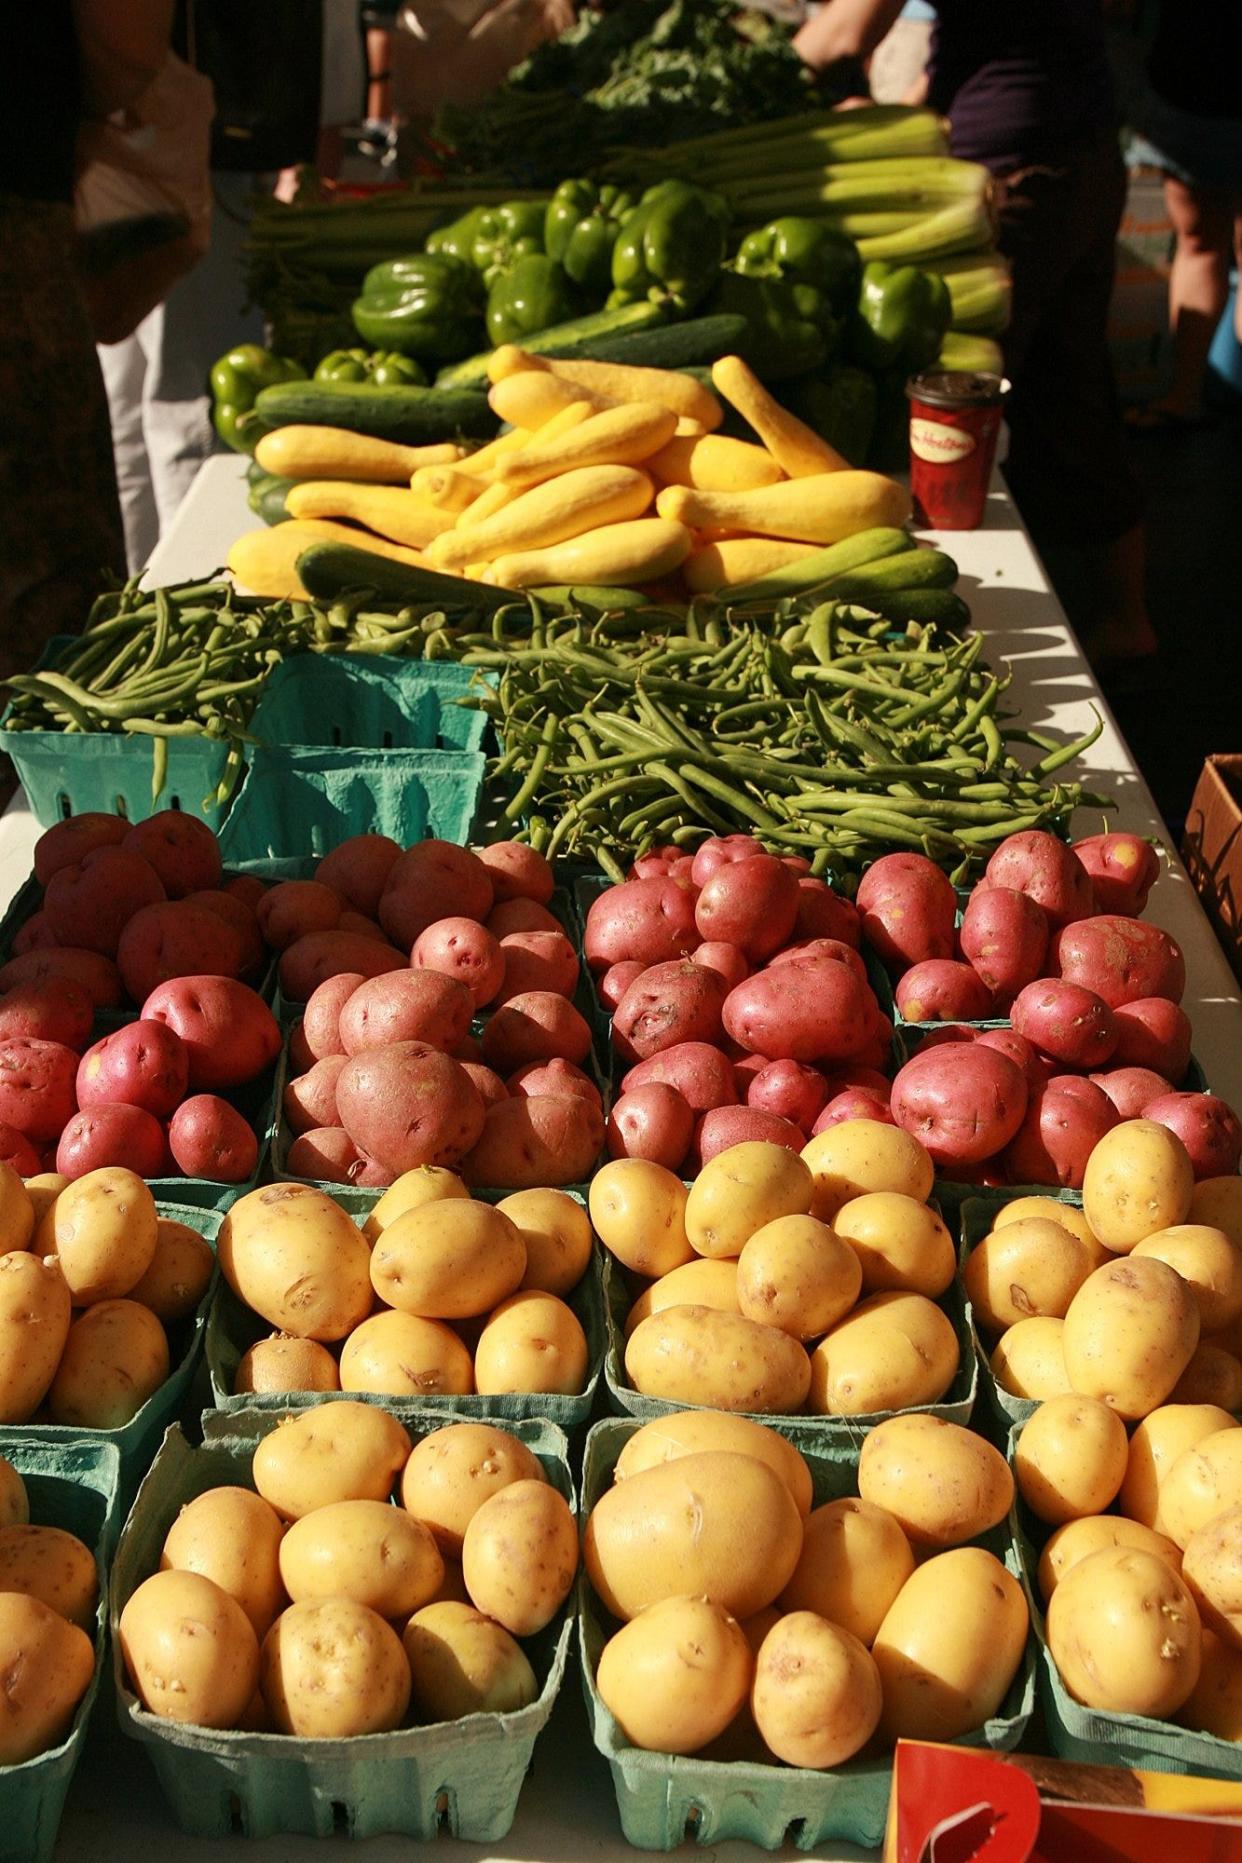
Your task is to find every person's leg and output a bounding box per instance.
[1234,203,1242,343]
[97,333,160,573]
[1152,174,1233,417]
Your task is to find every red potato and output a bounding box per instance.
[690,835,766,889]
[122,812,222,899]
[896,959,994,1024]
[379,840,494,950]
[0,1039,79,1141]
[691,1105,804,1168]
[722,956,873,1063]
[480,992,593,1075]
[613,960,726,1064]
[782,855,813,875]
[338,970,474,1058]
[813,1090,898,1132]
[336,1043,485,1175]
[283,1055,348,1134]
[0,981,92,1051]
[584,877,699,974]
[0,1125,41,1176]
[55,1103,168,1180]
[0,949,122,1010]
[771,939,867,984]
[288,1022,315,1075]
[606,1083,694,1169]
[1142,1092,1242,1180]
[476,841,554,905]
[984,831,1097,928]
[1004,1074,1118,1188]
[453,1033,483,1065]
[856,852,956,972]
[76,1020,189,1119]
[278,932,406,1003]
[820,1065,891,1101]
[462,1093,604,1189]
[184,892,265,979]
[791,879,861,950]
[1010,978,1118,1069]
[958,886,1049,1004]
[315,834,402,919]
[1053,916,1185,1009]
[257,882,343,953]
[694,856,799,963]
[13,914,57,955]
[336,912,388,943]
[486,897,562,940]
[286,1127,374,1185]
[43,848,166,957]
[168,1095,258,1182]
[976,1027,1054,1088]
[1072,833,1160,917]
[690,941,751,995]
[223,875,268,914]
[495,930,579,1005]
[1111,998,1192,1080]
[507,1058,601,1110]
[1089,1066,1174,1120]
[599,961,646,1012]
[622,1043,738,1114]
[117,902,244,1005]
[459,1063,509,1110]
[302,973,366,1061]
[141,977,281,1091]
[746,1059,830,1131]
[732,1052,772,1091]
[629,847,682,881]
[890,1042,1028,1166]
[913,1024,980,1051]
[412,918,505,1010]
[33,813,128,886]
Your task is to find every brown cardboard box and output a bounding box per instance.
[1182,755,1242,983]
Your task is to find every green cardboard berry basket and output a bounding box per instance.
[109,1407,574,1842]
[578,1416,1036,1853]
[246,653,492,758]
[205,1184,605,1429]
[0,1436,121,1863]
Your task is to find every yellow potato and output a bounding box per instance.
[161,1487,287,1638]
[964,1218,1094,1335]
[218,1185,372,1341]
[0,1525,98,1629]
[831,1192,955,1301]
[614,1412,813,1519]
[369,1199,526,1320]
[0,1252,70,1422]
[127,1218,214,1322]
[588,1160,691,1277]
[1182,1506,1242,1649]
[778,1497,914,1645]
[801,1123,934,1224]
[752,1612,882,1768]
[1082,1119,1195,1253]
[685,1143,813,1260]
[1160,1430,1242,1549]
[990,1318,1072,1401]
[624,1304,811,1414]
[625,1258,739,1336]
[0,1161,33,1254]
[992,1196,1108,1267]
[1046,1546,1201,1718]
[585,1450,803,1622]
[808,1290,959,1417]
[462,1478,577,1636]
[262,1597,410,1736]
[50,1168,157,1303]
[473,1290,588,1395]
[1168,1343,1242,1411]
[1062,1257,1200,1419]
[735,1214,861,1339]
[361,1167,469,1243]
[0,1593,94,1762]
[339,1311,474,1399]
[1180,1630,1242,1742]
[596,1595,752,1755]
[234,1334,340,1395]
[1013,1394,1129,1525]
[48,1299,169,1429]
[279,1499,443,1618]
[494,1188,593,1296]
[1119,1404,1239,1531]
[425,1559,472,1607]
[873,1548,1028,1742]
[23,1174,66,1244]
[404,1600,538,1721]
[1038,1515,1182,1603]
[1189,1176,1242,1250]
[252,1402,411,1521]
[0,1456,28,1528]
[859,1414,1013,1548]
[1132,1224,1242,1333]
[401,1422,544,1556]
[120,1570,259,1729]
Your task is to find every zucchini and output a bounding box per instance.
[828,547,959,595]
[531,584,650,611]
[835,586,971,630]
[542,313,750,370]
[435,301,669,390]
[253,380,495,445]
[246,471,295,526]
[294,542,514,614]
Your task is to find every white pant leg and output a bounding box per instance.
[97,332,160,573]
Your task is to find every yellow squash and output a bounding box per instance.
[712,355,851,478]
[488,371,615,430]
[409,465,483,513]
[496,352,723,431]
[648,433,784,493]
[283,482,456,549]
[656,472,912,546]
[226,520,424,599]
[496,401,678,489]
[484,517,693,590]
[429,465,655,571]
[683,536,821,594]
[254,427,462,484]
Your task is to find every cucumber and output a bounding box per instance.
[542,313,750,369]
[253,380,495,445]
[722,528,911,605]
[294,542,514,615]
[840,587,971,630]
[531,584,650,611]
[246,472,295,526]
[434,301,670,390]
[829,547,959,595]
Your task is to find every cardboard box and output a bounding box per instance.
[1182,755,1242,983]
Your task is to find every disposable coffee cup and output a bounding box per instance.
[906,370,1010,530]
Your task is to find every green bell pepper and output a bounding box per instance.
[209,343,304,452]
[468,200,548,290]
[314,347,372,382]
[703,271,833,384]
[485,254,583,349]
[782,365,879,467]
[351,253,483,364]
[425,205,492,268]
[609,181,729,317]
[848,260,952,374]
[544,180,637,296]
[314,348,427,386]
[734,217,861,321]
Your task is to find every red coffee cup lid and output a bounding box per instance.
[906,370,1010,409]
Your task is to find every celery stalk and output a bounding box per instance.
[855,196,996,262]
